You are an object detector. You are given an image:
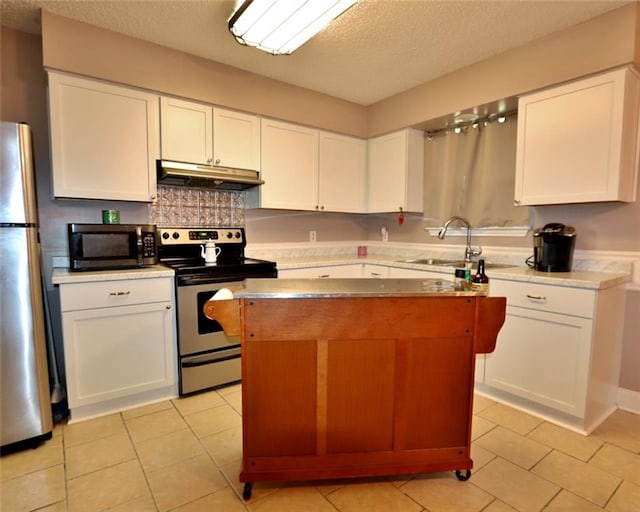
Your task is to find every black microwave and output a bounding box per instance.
[68,223,158,271]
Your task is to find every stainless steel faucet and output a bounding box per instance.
[437,216,482,263]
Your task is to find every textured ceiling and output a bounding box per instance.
[0,0,631,106]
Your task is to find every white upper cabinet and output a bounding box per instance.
[259,118,319,210]
[213,107,260,170]
[367,128,424,213]
[48,71,160,202]
[256,121,367,212]
[318,131,367,213]
[160,97,212,165]
[515,67,640,205]
[160,98,260,171]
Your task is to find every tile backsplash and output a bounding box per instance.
[149,185,245,227]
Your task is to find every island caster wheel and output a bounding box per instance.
[242,482,253,500]
[455,469,471,481]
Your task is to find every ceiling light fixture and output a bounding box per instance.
[228,0,357,55]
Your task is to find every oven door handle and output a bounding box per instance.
[182,350,241,368]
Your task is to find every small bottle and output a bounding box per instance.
[454,268,466,290]
[464,268,472,288]
[471,259,489,295]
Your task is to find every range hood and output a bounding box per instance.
[157,160,264,191]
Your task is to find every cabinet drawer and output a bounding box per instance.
[60,278,173,311]
[490,279,595,318]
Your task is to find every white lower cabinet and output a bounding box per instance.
[362,264,390,278]
[482,279,625,433]
[387,266,447,279]
[59,276,177,421]
[278,265,362,278]
[485,306,592,416]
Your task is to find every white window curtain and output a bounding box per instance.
[423,115,530,228]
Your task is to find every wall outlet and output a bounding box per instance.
[309,230,317,242]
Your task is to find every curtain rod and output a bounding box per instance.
[425,110,517,139]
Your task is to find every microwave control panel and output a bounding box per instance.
[142,232,157,257]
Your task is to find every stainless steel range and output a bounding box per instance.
[157,227,277,395]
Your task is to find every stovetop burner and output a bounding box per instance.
[157,227,277,284]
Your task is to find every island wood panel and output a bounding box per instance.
[232,294,506,486]
[325,338,396,454]
[242,339,317,457]
[396,336,473,451]
[241,297,477,340]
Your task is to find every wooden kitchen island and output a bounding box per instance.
[205,278,506,500]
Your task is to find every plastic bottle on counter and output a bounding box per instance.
[471,259,489,295]
[464,267,472,288]
[454,268,466,290]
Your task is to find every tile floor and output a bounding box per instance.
[2,386,639,512]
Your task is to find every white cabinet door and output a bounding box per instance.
[48,72,159,202]
[367,128,424,213]
[515,67,640,205]
[320,265,362,278]
[260,119,319,209]
[484,306,592,417]
[278,267,323,278]
[318,131,367,213]
[63,301,176,408]
[213,107,260,171]
[278,265,362,278]
[362,264,389,278]
[160,96,212,165]
[387,266,446,279]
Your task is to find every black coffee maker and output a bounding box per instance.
[533,223,576,272]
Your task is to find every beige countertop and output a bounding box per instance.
[52,265,174,285]
[49,255,631,291]
[275,255,631,290]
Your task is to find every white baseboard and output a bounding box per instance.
[617,387,640,414]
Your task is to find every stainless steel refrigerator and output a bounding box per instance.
[1,121,53,451]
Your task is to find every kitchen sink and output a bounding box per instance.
[444,262,518,269]
[398,258,517,269]
[400,258,467,266]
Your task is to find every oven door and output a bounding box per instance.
[176,280,241,356]
[176,279,242,395]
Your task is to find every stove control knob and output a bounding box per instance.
[227,232,233,239]
[235,232,241,239]
[172,232,180,239]
[162,232,170,239]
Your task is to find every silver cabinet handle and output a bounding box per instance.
[215,158,221,165]
[526,294,546,301]
[207,157,213,164]
[318,274,330,278]
[109,291,131,296]
[166,304,172,310]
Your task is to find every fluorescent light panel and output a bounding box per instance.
[229,0,357,55]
